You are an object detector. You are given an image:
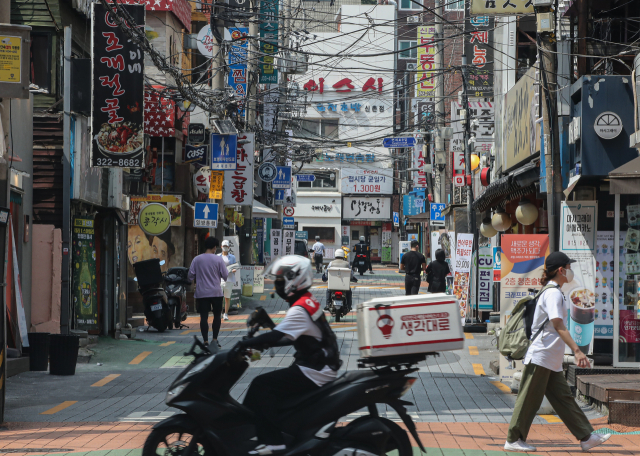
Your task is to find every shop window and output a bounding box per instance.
[306,227,335,244]
[298,170,337,189]
[399,41,417,60]
[351,230,360,241]
[31,33,52,93]
[294,119,339,140]
[445,0,464,10]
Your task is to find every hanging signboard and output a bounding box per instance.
[73,217,99,331]
[209,170,223,199]
[138,203,171,236]
[259,0,278,83]
[91,3,145,168]
[470,0,533,15]
[224,132,254,206]
[193,166,211,195]
[493,246,501,282]
[475,246,494,311]
[185,144,208,165]
[211,133,237,170]
[226,27,248,116]
[464,8,493,98]
[417,25,437,98]
[270,229,282,259]
[453,233,474,324]
[451,101,495,154]
[413,145,427,189]
[188,123,206,144]
[340,168,393,194]
[130,194,182,226]
[343,197,391,220]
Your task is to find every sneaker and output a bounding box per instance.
[249,444,287,455]
[223,313,229,321]
[369,270,375,274]
[203,341,209,347]
[580,434,611,451]
[504,439,536,453]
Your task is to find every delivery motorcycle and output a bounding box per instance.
[133,258,172,332]
[324,266,357,323]
[164,267,191,329]
[354,253,368,276]
[143,307,427,456]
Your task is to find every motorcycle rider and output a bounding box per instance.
[231,256,341,455]
[353,235,374,274]
[312,235,325,273]
[323,249,356,312]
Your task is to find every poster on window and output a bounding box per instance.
[342,197,391,220]
[431,230,455,275]
[340,168,393,194]
[382,230,392,262]
[270,229,282,259]
[91,3,145,168]
[500,234,549,381]
[595,232,624,339]
[73,217,98,331]
[453,233,473,324]
[224,132,254,206]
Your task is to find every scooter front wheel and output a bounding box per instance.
[143,425,216,456]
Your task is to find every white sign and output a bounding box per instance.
[253,266,265,293]
[560,201,597,253]
[283,190,296,208]
[343,197,391,220]
[413,145,427,189]
[283,229,295,255]
[455,234,474,273]
[270,229,282,259]
[453,175,465,187]
[450,101,495,154]
[196,25,215,58]
[223,235,241,260]
[340,168,393,194]
[399,240,411,265]
[193,167,211,195]
[241,265,255,295]
[224,132,254,206]
[453,151,465,172]
[594,111,622,140]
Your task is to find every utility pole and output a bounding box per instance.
[536,6,562,252]
[434,0,445,204]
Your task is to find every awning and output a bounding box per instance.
[472,161,539,212]
[253,200,278,218]
[406,213,430,223]
[609,155,640,194]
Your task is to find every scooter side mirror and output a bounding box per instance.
[160,260,166,266]
[133,277,138,282]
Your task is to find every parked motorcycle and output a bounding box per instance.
[164,267,191,330]
[133,258,171,332]
[143,307,427,456]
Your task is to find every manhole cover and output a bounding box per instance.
[0,450,74,454]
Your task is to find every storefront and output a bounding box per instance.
[295,192,342,260]
[342,196,392,262]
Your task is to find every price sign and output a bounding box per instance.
[209,171,223,199]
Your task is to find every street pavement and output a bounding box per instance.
[2,266,637,455]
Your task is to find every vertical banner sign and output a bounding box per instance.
[227,27,248,116]
[209,171,224,200]
[259,0,279,83]
[417,26,436,98]
[560,201,598,354]
[464,6,493,98]
[413,145,427,188]
[453,234,474,324]
[73,217,98,331]
[382,230,392,262]
[595,232,619,340]
[223,235,242,310]
[283,230,295,256]
[476,246,494,310]
[493,246,501,282]
[253,265,265,293]
[451,101,495,154]
[270,229,282,259]
[224,132,254,206]
[500,234,549,381]
[92,4,145,168]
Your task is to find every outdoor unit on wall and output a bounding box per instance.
[571,186,596,201]
[407,16,420,23]
[406,63,417,71]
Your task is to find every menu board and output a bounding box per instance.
[595,232,624,339]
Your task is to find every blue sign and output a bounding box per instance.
[403,195,424,216]
[393,212,399,226]
[274,189,286,204]
[185,144,208,166]
[283,217,295,229]
[430,202,446,225]
[273,166,292,189]
[194,202,219,228]
[296,174,316,182]
[210,134,237,170]
[382,136,416,148]
[228,27,248,116]
[295,231,308,240]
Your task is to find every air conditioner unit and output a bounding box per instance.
[407,16,420,23]
[572,186,596,201]
[406,63,417,71]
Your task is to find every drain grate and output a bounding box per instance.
[0,449,74,454]
[594,427,640,435]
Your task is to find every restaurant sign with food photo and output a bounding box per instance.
[129,194,182,227]
[91,3,145,168]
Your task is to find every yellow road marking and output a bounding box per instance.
[41,401,77,415]
[540,414,563,423]
[160,341,176,347]
[129,351,152,365]
[465,333,474,340]
[469,346,479,356]
[472,363,485,376]
[490,381,512,393]
[260,295,266,301]
[91,374,120,387]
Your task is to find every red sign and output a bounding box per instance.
[303,77,384,94]
[284,207,294,216]
[453,175,465,187]
[620,310,640,343]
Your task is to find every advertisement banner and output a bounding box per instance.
[209,170,223,200]
[259,0,278,83]
[500,234,549,381]
[270,229,282,259]
[223,235,242,309]
[413,145,427,188]
[431,230,455,274]
[227,27,248,116]
[493,246,502,282]
[129,194,182,226]
[343,197,391,220]
[403,195,424,217]
[417,25,437,98]
[620,309,640,343]
[454,234,474,323]
[595,231,623,339]
[73,217,98,331]
[382,230,392,262]
[464,10,493,98]
[241,265,255,296]
[474,246,494,311]
[340,168,393,194]
[450,101,494,154]
[224,132,254,206]
[560,201,598,354]
[399,240,411,265]
[254,265,265,294]
[91,3,145,168]
[283,230,295,256]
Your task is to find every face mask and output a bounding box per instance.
[222,246,229,252]
[563,268,574,283]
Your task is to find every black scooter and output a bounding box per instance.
[134,258,171,332]
[164,267,191,329]
[143,308,428,456]
[354,253,368,276]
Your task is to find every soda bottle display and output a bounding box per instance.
[80,248,92,316]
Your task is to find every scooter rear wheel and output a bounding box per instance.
[143,426,215,456]
[335,312,341,323]
[345,416,413,456]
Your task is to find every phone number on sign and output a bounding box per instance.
[95,158,142,167]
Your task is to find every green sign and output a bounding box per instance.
[295,231,308,240]
[259,0,279,83]
[73,217,98,331]
[139,203,171,236]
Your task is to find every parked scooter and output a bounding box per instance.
[144,307,427,456]
[133,258,171,332]
[164,267,191,329]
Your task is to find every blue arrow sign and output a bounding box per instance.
[274,189,286,204]
[382,137,416,148]
[393,212,399,226]
[273,166,292,189]
[194,202,219,228]
[295,174,316,182]
[430,202,446,225]
[283,217,295,229]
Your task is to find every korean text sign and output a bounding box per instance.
[259,0,278,83]
[224,132,254,206]
[340,169,393,194]
[476,247,494,311]
[227,27,248,116]
[73,217,98,331]
[417,26,436,98]
[463,14,493,98]
[343,197,391,220]
[453,233,474,323]
[91,3,145,168]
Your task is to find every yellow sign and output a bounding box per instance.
[139,203,171,236]
[470,0,533,15]
[130,194,182,226]
[209,171,223,199]
[417,26,436,98]
[0,36,21,83]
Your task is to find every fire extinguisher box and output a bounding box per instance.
[357,294,464,359]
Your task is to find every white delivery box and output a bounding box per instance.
[327,268,351,290]
[357,293,464,358]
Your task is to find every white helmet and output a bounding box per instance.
[335,249,346,259]
[360,236,366,242]
[265,255,313,299]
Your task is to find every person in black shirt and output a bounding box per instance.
[425,248,451,293]
[400,240,427,295]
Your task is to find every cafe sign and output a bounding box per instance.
[139,203,171,236]
[594,111,622,140]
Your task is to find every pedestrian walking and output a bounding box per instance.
[312,236,325,273]
[400,240,427,295]
[504,252,611,453]
[219,239,238,321]
[188,236,228,349]
[425,248,450,293]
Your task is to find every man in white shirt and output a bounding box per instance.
[312,236,325,273]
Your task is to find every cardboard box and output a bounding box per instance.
[357,293,464,358]
[327,268,351,290]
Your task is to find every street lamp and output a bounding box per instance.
[516,199,538,225]
[491,209,512,232]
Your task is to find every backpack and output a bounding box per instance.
[499,284,559,360]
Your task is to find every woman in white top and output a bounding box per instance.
[505,252,611,453]
[219,240,238,321]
